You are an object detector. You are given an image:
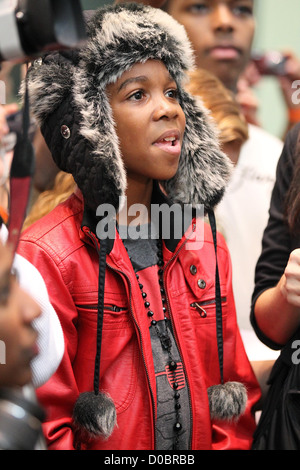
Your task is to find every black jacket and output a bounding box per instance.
[251,122,300,350]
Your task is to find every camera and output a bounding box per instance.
[251,51,287,77]
[0,386,46,449]
[0,0,86,63]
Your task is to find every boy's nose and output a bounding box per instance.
[211,5,234,33]
[153,97,179,121]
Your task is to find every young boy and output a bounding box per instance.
[18,3,260,450]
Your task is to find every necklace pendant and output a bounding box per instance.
[161,334,172,350]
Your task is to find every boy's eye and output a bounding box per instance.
[128,90,144,101]
[166,89,179,100]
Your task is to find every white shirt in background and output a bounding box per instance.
[216,124,283,361]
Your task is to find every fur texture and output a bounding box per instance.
[73,391,117,441]
[25,3,231,212]
[207,382,248,421]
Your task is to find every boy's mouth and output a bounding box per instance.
[153,130,181,155]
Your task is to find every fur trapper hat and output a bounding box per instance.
[23,3,247,445]
[25,2,232,213]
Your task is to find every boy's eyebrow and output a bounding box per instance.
[117,72,175,92]
[118,76,148,92]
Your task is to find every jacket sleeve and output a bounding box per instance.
[17,237,79,450]
[250,123,300,350]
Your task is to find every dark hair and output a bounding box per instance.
[285,133,300,234]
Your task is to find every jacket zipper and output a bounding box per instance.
[85,230,157,450]
[190,297,227,318]
[105,262,157,450]
[75,304,126,313]
[162,237,194,450]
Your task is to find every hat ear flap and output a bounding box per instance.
[162,90,232,210]
[70,72,127,212]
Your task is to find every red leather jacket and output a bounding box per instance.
[18,190,260,450]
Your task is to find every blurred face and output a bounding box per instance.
[166,0,255,91]
[106,60,186,186]
[0,244,40,387]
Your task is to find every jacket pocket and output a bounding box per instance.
[190,296,227,324]
[75,302,130,329]
[76,303,127,311]
[75,301,140,413]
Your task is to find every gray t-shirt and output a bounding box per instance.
[121,224,191,450]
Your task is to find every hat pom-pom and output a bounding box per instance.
[207,381,247,421]
[73,391,117,442]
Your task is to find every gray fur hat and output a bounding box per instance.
[25,2,231,213]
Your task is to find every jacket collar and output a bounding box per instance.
[81,181,201,254]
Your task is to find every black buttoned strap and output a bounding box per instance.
[207,209,224,385]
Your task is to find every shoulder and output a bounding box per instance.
[187,219,230,260]
[240,124,283,165]
[275,123,300,179]
[283,122,300,159]
[19,192,84,260]
[247,124,283,149]
[183,220,232,286]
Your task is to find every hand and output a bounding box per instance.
[240,61,262,88]
[236,62,262,126]
[236,76,260,126]
[281,248,300,308]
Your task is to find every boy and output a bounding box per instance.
[18,4,259,450]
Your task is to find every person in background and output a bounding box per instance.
[0,235,49,450]
[162,0,254,94]
[251,122,300,351]
[186,68,249,164]
[238,50,300,134]
[23,171,75,230]
[160,0,300,133]
[0,93,64,390]
[0,239,40,388]
[250,122,300,439]
[0,223,65,389]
